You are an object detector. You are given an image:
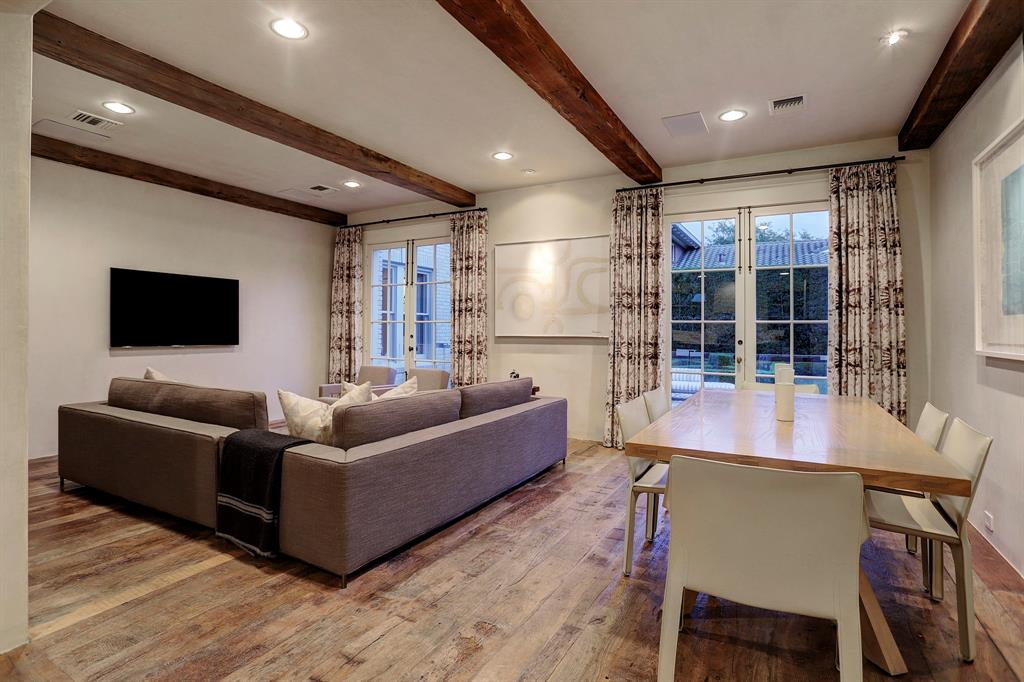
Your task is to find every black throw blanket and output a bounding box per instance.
[216,429,310,558]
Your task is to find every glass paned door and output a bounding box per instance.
[669,212,741,403]
[367,238,452,383]
[744,206,829,393]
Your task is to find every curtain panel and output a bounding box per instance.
[828,161,907,422]
[328,226,364,383]
[450,209,488,386]
[604,187,665,448]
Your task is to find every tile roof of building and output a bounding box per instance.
[672,239,828,270]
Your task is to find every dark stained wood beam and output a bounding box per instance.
[32,135,348,226]
[899,0,1023,150]
[435,0,662,184]
[33,11,475,207]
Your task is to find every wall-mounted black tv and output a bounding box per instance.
[110,268,239,347]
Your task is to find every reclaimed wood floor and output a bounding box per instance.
[4,440,1023,681]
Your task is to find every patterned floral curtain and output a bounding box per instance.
[604,188,665,448]
[328,226,363,383]
[828,161,907,422]
[450,209,488,386]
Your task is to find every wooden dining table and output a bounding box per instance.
[624,388,973,676]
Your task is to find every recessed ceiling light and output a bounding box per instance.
[492,151,514,161]
[521,168,536,175]
[882,29,908,46]
[718,109,747,122]
[270,17,308,40]
[102,101,135,114]
[342,180,361,188]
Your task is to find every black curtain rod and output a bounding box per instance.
[615,155,907,193]
[343,207,486,230]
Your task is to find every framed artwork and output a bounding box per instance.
[494,235,610,337]
[973,117,1024,361]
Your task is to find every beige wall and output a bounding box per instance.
[0,1,47,655]
[929,41,1024,574]
[348,136,932,442]
[28,159,335,458]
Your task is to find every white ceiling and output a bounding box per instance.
[36,0,967,214]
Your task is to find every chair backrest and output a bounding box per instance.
[740,381,820,394]
[933,418,993,529]
[642,386,670,422]
[357,365,397,386]
[409,367,450,390]
[667,455,864,620]
[615,395,653,481]
[914,401,949,450]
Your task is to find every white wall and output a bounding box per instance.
[929,41,1024,574]
[28,159,335,458]
[347,136,932,442]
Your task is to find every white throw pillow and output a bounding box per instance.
[278,382,372,444]
[341,375,418,401]
[144,367,175,382]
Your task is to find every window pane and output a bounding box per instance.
[416,283,434,319]
[754,213,791,266]
[704,271,736,321]
[370,322,405,359]
[671,369,701,403]
[671,272,701,320]
[435,282,451,321]
[671,323,701,370]
[434,322,452,362]
[793,267,828,320]
[671,221,702,270]
[794,211,829,266]
[794,323,827,377]
[416,244,435,280]
[756,269,790,320]
[756,323,790,375]
[371,249,388,286]
[702,219,736,269]
[435,242,451,281]
[703,374,736,390]
[414,322,434,359]
[703,323,735,373]
[370,285,385,321]
[388,248,406,285]
[796,377,828,394]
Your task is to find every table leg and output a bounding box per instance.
[927,539,944,601]
[859,567,908,676]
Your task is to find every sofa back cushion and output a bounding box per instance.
[458,377,533,419]
[331,389,461,450]
[107,377,269,431]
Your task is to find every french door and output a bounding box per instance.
[366,238,452,382]
[667,202,829,403]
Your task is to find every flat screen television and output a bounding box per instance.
[110,268,239,347]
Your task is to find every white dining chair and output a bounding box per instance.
[616,395,668,577]
[643,385,671,422]
[658,456,866,681]
[904,402,951,555]
[866,417,993,662]
[740,381,820,394]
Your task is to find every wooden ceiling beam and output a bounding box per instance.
[33,11,476,207]
[435,0,662,184]
[32,135,348,226]
[898,0,1023,150]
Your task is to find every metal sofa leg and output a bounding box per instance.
[59,476,65,491]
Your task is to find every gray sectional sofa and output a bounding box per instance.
[58,376,567,584]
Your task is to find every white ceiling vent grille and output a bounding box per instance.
[69,110,123,130]
[769,95,805,116]
[277,184,340,201]
[307,184,337,194]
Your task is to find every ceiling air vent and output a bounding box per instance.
[768,95,805,116]
[69,110,123,130]
[307,184,337,194]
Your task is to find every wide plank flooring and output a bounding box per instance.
[4,441,1023,681]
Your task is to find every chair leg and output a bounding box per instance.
[927,539,944,601]
[623,489,639,576]
[645,493,659,541]
[658,571,685,682]
[837,608,863,682]
[951,539,976,662]
[906,534,918,554]
[59,476,65,492]
[921,538,932,594]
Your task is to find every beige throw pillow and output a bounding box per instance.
[342,375,418,401]
[278,382,372,444]
[144,367,174,382]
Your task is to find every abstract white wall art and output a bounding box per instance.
[494,235,610,337]
[973,116,1024,361]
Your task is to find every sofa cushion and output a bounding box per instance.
[458,377,533,419]
[107,377,269,431]
[331,389,461,450]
